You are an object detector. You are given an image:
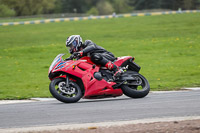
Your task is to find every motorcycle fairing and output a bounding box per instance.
[49,55,133,99]
[82,75,123,99]
[114,56,133,66]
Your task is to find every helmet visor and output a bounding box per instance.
[66,40,78,53]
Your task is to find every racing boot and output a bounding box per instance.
[113,67,124,79]
[105,61,124,80]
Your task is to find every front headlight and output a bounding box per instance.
[49,59,59,74]
[48,54,65,74]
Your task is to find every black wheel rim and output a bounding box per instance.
[127,75,145,91]
[55,81,78,98]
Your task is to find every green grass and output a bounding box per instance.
[0,13,200,99]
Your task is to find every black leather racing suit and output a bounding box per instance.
[81,40,116,67]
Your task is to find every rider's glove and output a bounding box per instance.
[73,51,83,58]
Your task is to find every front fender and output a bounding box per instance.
[49,73,66,80]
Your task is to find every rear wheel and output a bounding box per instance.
[121,71,150,98]
[49,78,82,103]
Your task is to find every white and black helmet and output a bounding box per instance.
[66,35,83,54]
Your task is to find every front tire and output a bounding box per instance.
[121,71,150,98]
[49,78,82,103]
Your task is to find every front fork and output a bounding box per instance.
[51,74,70,88]
[65,75,69,88]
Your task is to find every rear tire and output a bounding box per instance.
[49,78,82,103]
[121,71,150,98]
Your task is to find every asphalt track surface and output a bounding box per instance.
[0,90,200,129]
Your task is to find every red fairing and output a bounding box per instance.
[78,56,95,65]
[114,56,132,66]
[48,55,132,99]
[83,81,123,99]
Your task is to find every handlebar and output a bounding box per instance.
[64,55,73,61]
[64,53,80,61]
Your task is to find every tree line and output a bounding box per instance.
[0,0,200,17]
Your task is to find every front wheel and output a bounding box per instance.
[121,71,150,98]
[49,78,82,103]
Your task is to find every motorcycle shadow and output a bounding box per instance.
[78,97,132,103]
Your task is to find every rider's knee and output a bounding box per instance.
[91,53,103,63]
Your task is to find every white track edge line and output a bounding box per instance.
[1,116,200,133]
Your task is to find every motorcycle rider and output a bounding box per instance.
[65,35,124,79]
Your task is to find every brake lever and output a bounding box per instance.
[70,54,75,59]
[64,55,74,61]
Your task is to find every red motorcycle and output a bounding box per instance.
[48,54,150,103]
